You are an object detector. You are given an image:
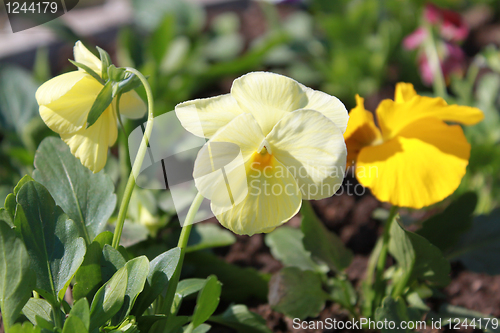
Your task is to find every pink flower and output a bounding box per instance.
[403,27,428,50]
[424,3,469,42]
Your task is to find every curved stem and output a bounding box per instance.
[159,192,204,318]
[424,24,447,99]
[112,68,154,249]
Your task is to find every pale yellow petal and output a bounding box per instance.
[231,72,305,135]
[211,157,302,236]
[207,113,264,158]
[193,140,249,211]
[356,118,470,208]
[117,91,146,119]
[74,41,102,75]
[377,88,484,140]
[343,95,382,166]
[175,94,244,138]
[298,83,349,133]
[193,113,264,206]
[267,109,346,200]
[37,71,103,134]
[61,107,118,173]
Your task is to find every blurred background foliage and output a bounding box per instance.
[1,0,499,214]
[1,0,500,329]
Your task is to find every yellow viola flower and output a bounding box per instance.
[176,72,348,235]
[36,41,146,172]
[344,82,484,209]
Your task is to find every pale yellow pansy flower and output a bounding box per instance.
[176,72,348,235]
[36,41,146,172]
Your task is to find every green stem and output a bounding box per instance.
[375,206,398,277]
[392,267,412,298]
[159,192,204,319]
[51,301,62,329]
[365,206,398,313]
[424,24,447,99]
[111,68,154,249]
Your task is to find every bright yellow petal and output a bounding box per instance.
[117,91,146,119]
[343,95,382,166]
[377,88,484,140]
[175,94,244,138]
[37,71,103,134]
[231,72,305,135]
[74,41,102,75]
[394,82,417,103]
[267,110,346,200]
[356,118,470,208]
[211,157,302,236]
[298,83,349,133]
[60,107,117,173]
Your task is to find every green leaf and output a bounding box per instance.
[374,296,422,333]
[9,322,41,333]
[210,304,272,333]
[0,220,35,329]
[133,247,181,316]
[268,267,328,319]
[428,304,500,333]
[97,46,112,81]
[186,224,236,253]
[62,315,88,333]
[176,279,206,298]
[16,180,86,304]
[73,231,114,302]
[389,218,450,287]
[89,266,128,331]
[111,256,150,325]
[185,323,211,333]
[417,192,477,252]
[86,81,114,128]
[192,275,222,328]
[69,60,105,85]
[185,251,268,302]
[3,175,35,227]
[139,315,188,333]
[107,65,126,82]
[389,217,450,286]
[116,73,142,95]
[300,201,352,272]
[0,208,14,228]
[452,208,500,275]
[33,137,117,243]
[265,226,323,272]
[23,298,53,326]
[327,277,357,310]
[0,66,39,135]
[68,298,90,330]
[22,297,65,329]
[101,244,127,282]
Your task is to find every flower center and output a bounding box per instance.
[251,146,273,170]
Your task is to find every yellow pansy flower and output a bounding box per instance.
[36,41,146,172]
[176,72,348,235]
[344,82,484,209]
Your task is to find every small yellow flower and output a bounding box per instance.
[176,72,348,235]
[344,83,484,208]
[36,41,146,172]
